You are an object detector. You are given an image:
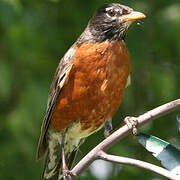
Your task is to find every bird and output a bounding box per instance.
[36,3,146,180]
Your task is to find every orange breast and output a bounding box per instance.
[50,41,130,132]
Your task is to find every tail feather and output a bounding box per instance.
[41,127,85,180]
[42,147,78,180]
[42,144,61,180]
[42,151,60,180]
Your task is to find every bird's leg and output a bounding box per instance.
[61,133,67,169]
[104,118,113,138]
[124,116,138,135]
[60,132,77,180]
[60,133,70,180]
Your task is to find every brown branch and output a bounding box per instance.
[98,151,178,180]
[69,99,180,179]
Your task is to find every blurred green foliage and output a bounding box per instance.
[0,0,180,179]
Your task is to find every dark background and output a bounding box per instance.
[0,0,180,179]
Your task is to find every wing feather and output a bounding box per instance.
[36,45,76,160]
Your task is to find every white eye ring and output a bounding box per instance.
[107,9,116,17]
[105,7,119,18]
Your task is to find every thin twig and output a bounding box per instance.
[69,99,180,179]
[98,151,179,180]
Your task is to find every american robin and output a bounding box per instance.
[36,3,145,180]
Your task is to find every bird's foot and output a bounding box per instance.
[104,118,113,138]
[124,116,138,135]
[62,169,77,180]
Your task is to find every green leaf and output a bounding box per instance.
[137,133,180,176]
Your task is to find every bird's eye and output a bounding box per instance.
[107,9,116,17]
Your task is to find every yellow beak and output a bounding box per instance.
[120,11,146,22]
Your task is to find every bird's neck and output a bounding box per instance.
[76,24,126,46]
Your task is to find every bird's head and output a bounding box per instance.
[78,3,146,43]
